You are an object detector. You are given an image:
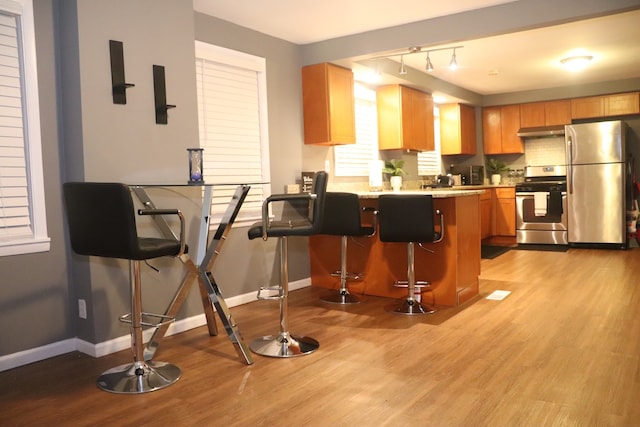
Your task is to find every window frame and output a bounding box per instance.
[194,41,271,228]
[0,0,49,257]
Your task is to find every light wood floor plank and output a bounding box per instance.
[2,247,640,426]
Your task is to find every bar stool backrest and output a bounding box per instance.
[321,192,371,236]
[378,195,437,243]
[63,182,182,260]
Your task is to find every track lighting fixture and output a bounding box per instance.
[399,55,407,75]
[370,45,463,76]
[425,53,434,72]
[449,48,458,70]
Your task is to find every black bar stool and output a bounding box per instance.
[63,182,186,393]
[319,192,375,304]
[247,171,327,357]
[377,194,444,315]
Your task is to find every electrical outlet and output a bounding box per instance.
[78,299,87,319]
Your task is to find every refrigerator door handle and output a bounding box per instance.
[567,136,573,194]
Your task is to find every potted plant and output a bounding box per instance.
[383,159,406,191]
[487,158,508,185]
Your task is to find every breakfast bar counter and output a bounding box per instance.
[309,190,484,307]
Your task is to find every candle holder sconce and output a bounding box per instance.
[187,148,204,185]
[153,65,176,124]
[109,40,135,104]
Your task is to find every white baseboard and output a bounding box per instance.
[0,278,311,371]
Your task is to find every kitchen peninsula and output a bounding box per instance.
[310,189,485,307]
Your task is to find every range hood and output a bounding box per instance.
[517,125,565,138]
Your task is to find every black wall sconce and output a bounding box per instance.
[109,40,135,104]
[153,65,176,124]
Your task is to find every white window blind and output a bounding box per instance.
[334,83,378,177]
[418,106,442,175]
[0,1,49,256]
[195,42,270,226]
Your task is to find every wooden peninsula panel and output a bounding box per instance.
[309,193,482,307]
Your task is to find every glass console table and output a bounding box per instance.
[129,183,265,365]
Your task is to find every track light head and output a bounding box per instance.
[425,53,434,72]
[449,48,458,70]
[399,55,407,75]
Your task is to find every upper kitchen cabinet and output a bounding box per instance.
[482,104,523,154]
[571,92,640,119]
[440,103,476,155]
[376,84,434,151]
[302,63,356,145]
[520,100,571,127]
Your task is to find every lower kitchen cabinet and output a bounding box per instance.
[493,187,516,236]
[480,189,492,239]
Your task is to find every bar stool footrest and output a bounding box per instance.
[256,285,284,300]
[330,271,364,281]
[393,280,430,288]
[119,312,175,328]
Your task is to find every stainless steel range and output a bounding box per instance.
[516,165,568,245]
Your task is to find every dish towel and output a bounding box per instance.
[534,192,547,216]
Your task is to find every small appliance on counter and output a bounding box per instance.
[450,165,484,185]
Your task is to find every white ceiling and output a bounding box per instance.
[193,1,640,97]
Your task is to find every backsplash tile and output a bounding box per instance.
[524,137,566,166]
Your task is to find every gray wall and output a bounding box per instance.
[1,0,640,361]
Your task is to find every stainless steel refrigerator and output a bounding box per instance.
[565,120,629,247]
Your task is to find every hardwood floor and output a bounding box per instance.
[2,247,640,426]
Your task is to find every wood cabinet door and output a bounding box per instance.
[494,188,516,236]
[500,104,523,154]
[440,103,473,155]
[327,64,356,143]
[494,198,515,236]
[482,107,502,154]
[605,92,640,116]
[571,96,604,119]
[480,190,493,239]
[376,85,403,150]
[439,104,461,155]
[520,102,545,128]
[459,104,476,154]
[302,63,355,145]
[403,88,434,151]
[545,100,571,125]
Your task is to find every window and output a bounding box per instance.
[334,83,378,177]
[417,106,442,176]
[0,0,49,256]
[194,42,271,226]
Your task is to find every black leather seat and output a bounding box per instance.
[377,194,444,315]
[63,182,186,393]
[319,192,375,304]
[247,171,327,357]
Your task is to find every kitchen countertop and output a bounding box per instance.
[356,188,486,198]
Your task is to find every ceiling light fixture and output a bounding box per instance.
[449,48,458,71]
[560,55,593,72]
[399,55,407,75]
[425,53,434,72]
[366,45,463,76]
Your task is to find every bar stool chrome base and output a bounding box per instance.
[250,332,319,358]
[320,289,362,304]
[97,360,181,394]
[386,299,436,315]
